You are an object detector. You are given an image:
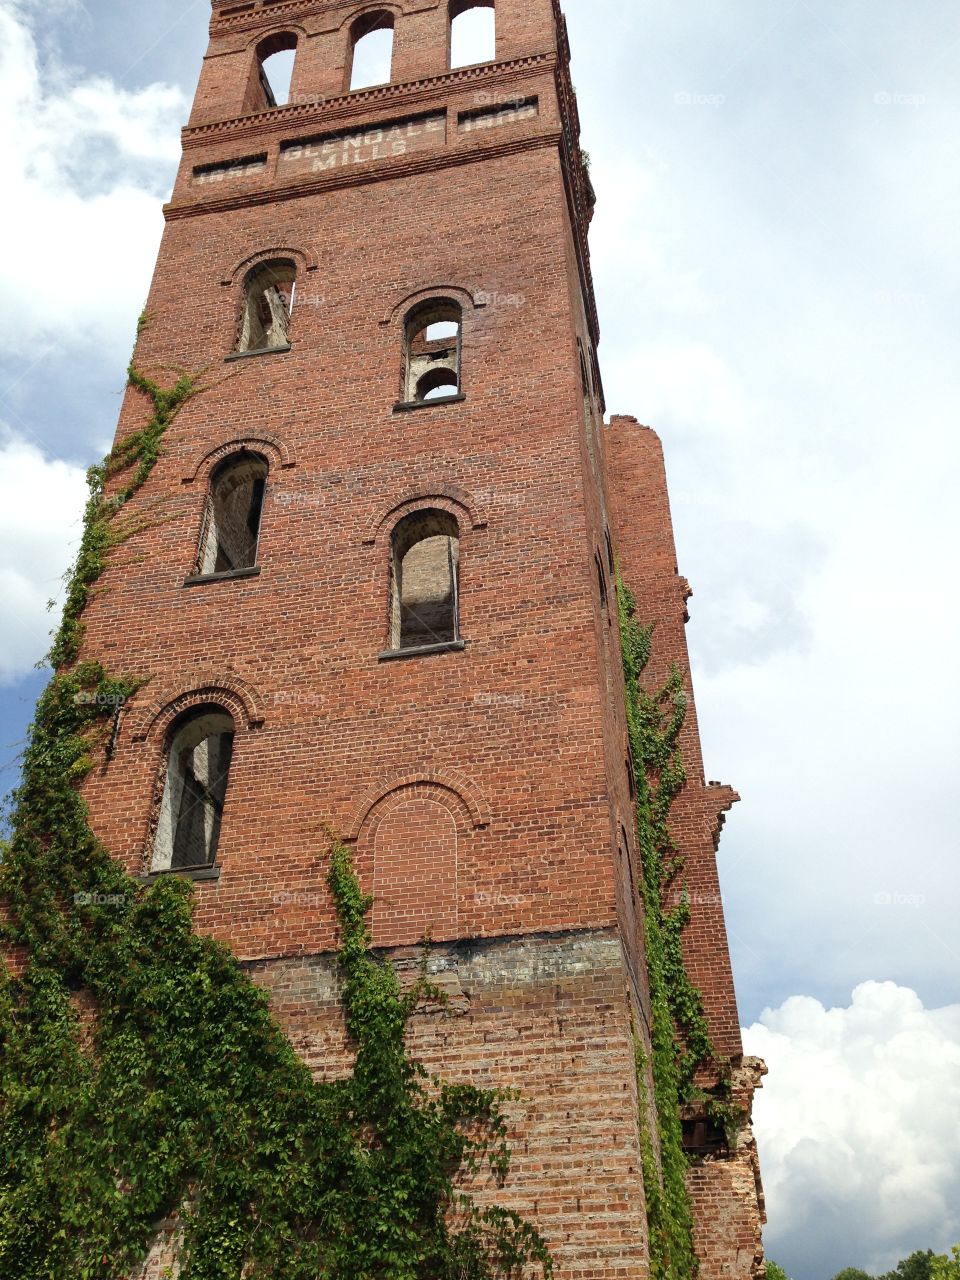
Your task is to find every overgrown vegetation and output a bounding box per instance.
[771,1245,960,1280]
[50,339,200,670]
[830,1247,960,1280]
[618,578,739,1280]
[0,345,551,1277]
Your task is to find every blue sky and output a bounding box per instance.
[0,0,958,1275]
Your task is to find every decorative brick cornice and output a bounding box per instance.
[181,54,553,148]
[210,0,438,37]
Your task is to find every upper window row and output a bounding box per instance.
[259,3,496,106]
[236,262,463,406]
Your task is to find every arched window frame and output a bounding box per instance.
[397,298,464,409]
[255,32,299,109]
[231,259,298,358]
[188,450,269,583]
[149,705,237,878]
[348,10,396,91]
[449,0,497,69]
[380,507,465,659]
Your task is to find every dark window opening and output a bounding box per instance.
[403,299,462,403]
[237,260,296,353]
[198,453,268,575]
[682,1114,730,1158]
[152,707,235,872]
[390,509,460,650]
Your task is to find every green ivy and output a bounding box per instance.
[48,341,200,671]
[619,578,738,1279]
[0,342,552,1278]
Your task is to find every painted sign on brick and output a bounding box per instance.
[458,99,539,133]
[193,155,267,185]
[280,113,446,177]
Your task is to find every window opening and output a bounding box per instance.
[151,708,235,872]
[198,453,268,575]
[390,510,461,649]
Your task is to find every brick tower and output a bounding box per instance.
[74,0,765,1274]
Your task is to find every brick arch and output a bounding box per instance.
[334,2,405,34]
[362,484,487,546]
[354,781,473,946]
[243,23,308,53]
[450,0,495,15]
[182,434,296,485]
[348,771,490,842]
[379,284,485,327]
[222,245,317,287]
[128,671,266,745]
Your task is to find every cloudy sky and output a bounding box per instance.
[0,0,957,1275]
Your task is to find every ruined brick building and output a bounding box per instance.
[74,0,766,1273]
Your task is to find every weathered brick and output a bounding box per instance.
[32,1,766,1275]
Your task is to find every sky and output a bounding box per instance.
[0,0,958,1276]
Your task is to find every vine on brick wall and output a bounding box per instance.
[618,578,739,1280]
[0,332,552,1278]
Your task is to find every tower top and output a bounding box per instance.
[178,0,599,338]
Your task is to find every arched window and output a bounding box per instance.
[197,452,268,576]
[390,510,460,650]
[349,12,395,91]
[236,260,296,354]
[450,1,496,68]
[151,707,236,872]
[402,299,462,404]
[257,33,298,108]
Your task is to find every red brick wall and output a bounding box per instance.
[604,416,744,1059]
[29,1,765,1274]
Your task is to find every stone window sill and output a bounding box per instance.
[224,344,291,362]
[379,640,466,662]
[184,566,261,587]
[393,394,466,413]
[138,866,221,885]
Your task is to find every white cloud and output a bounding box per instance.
[0,2,186,358]
[0,431,87,684]
[745,983,960,1277]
